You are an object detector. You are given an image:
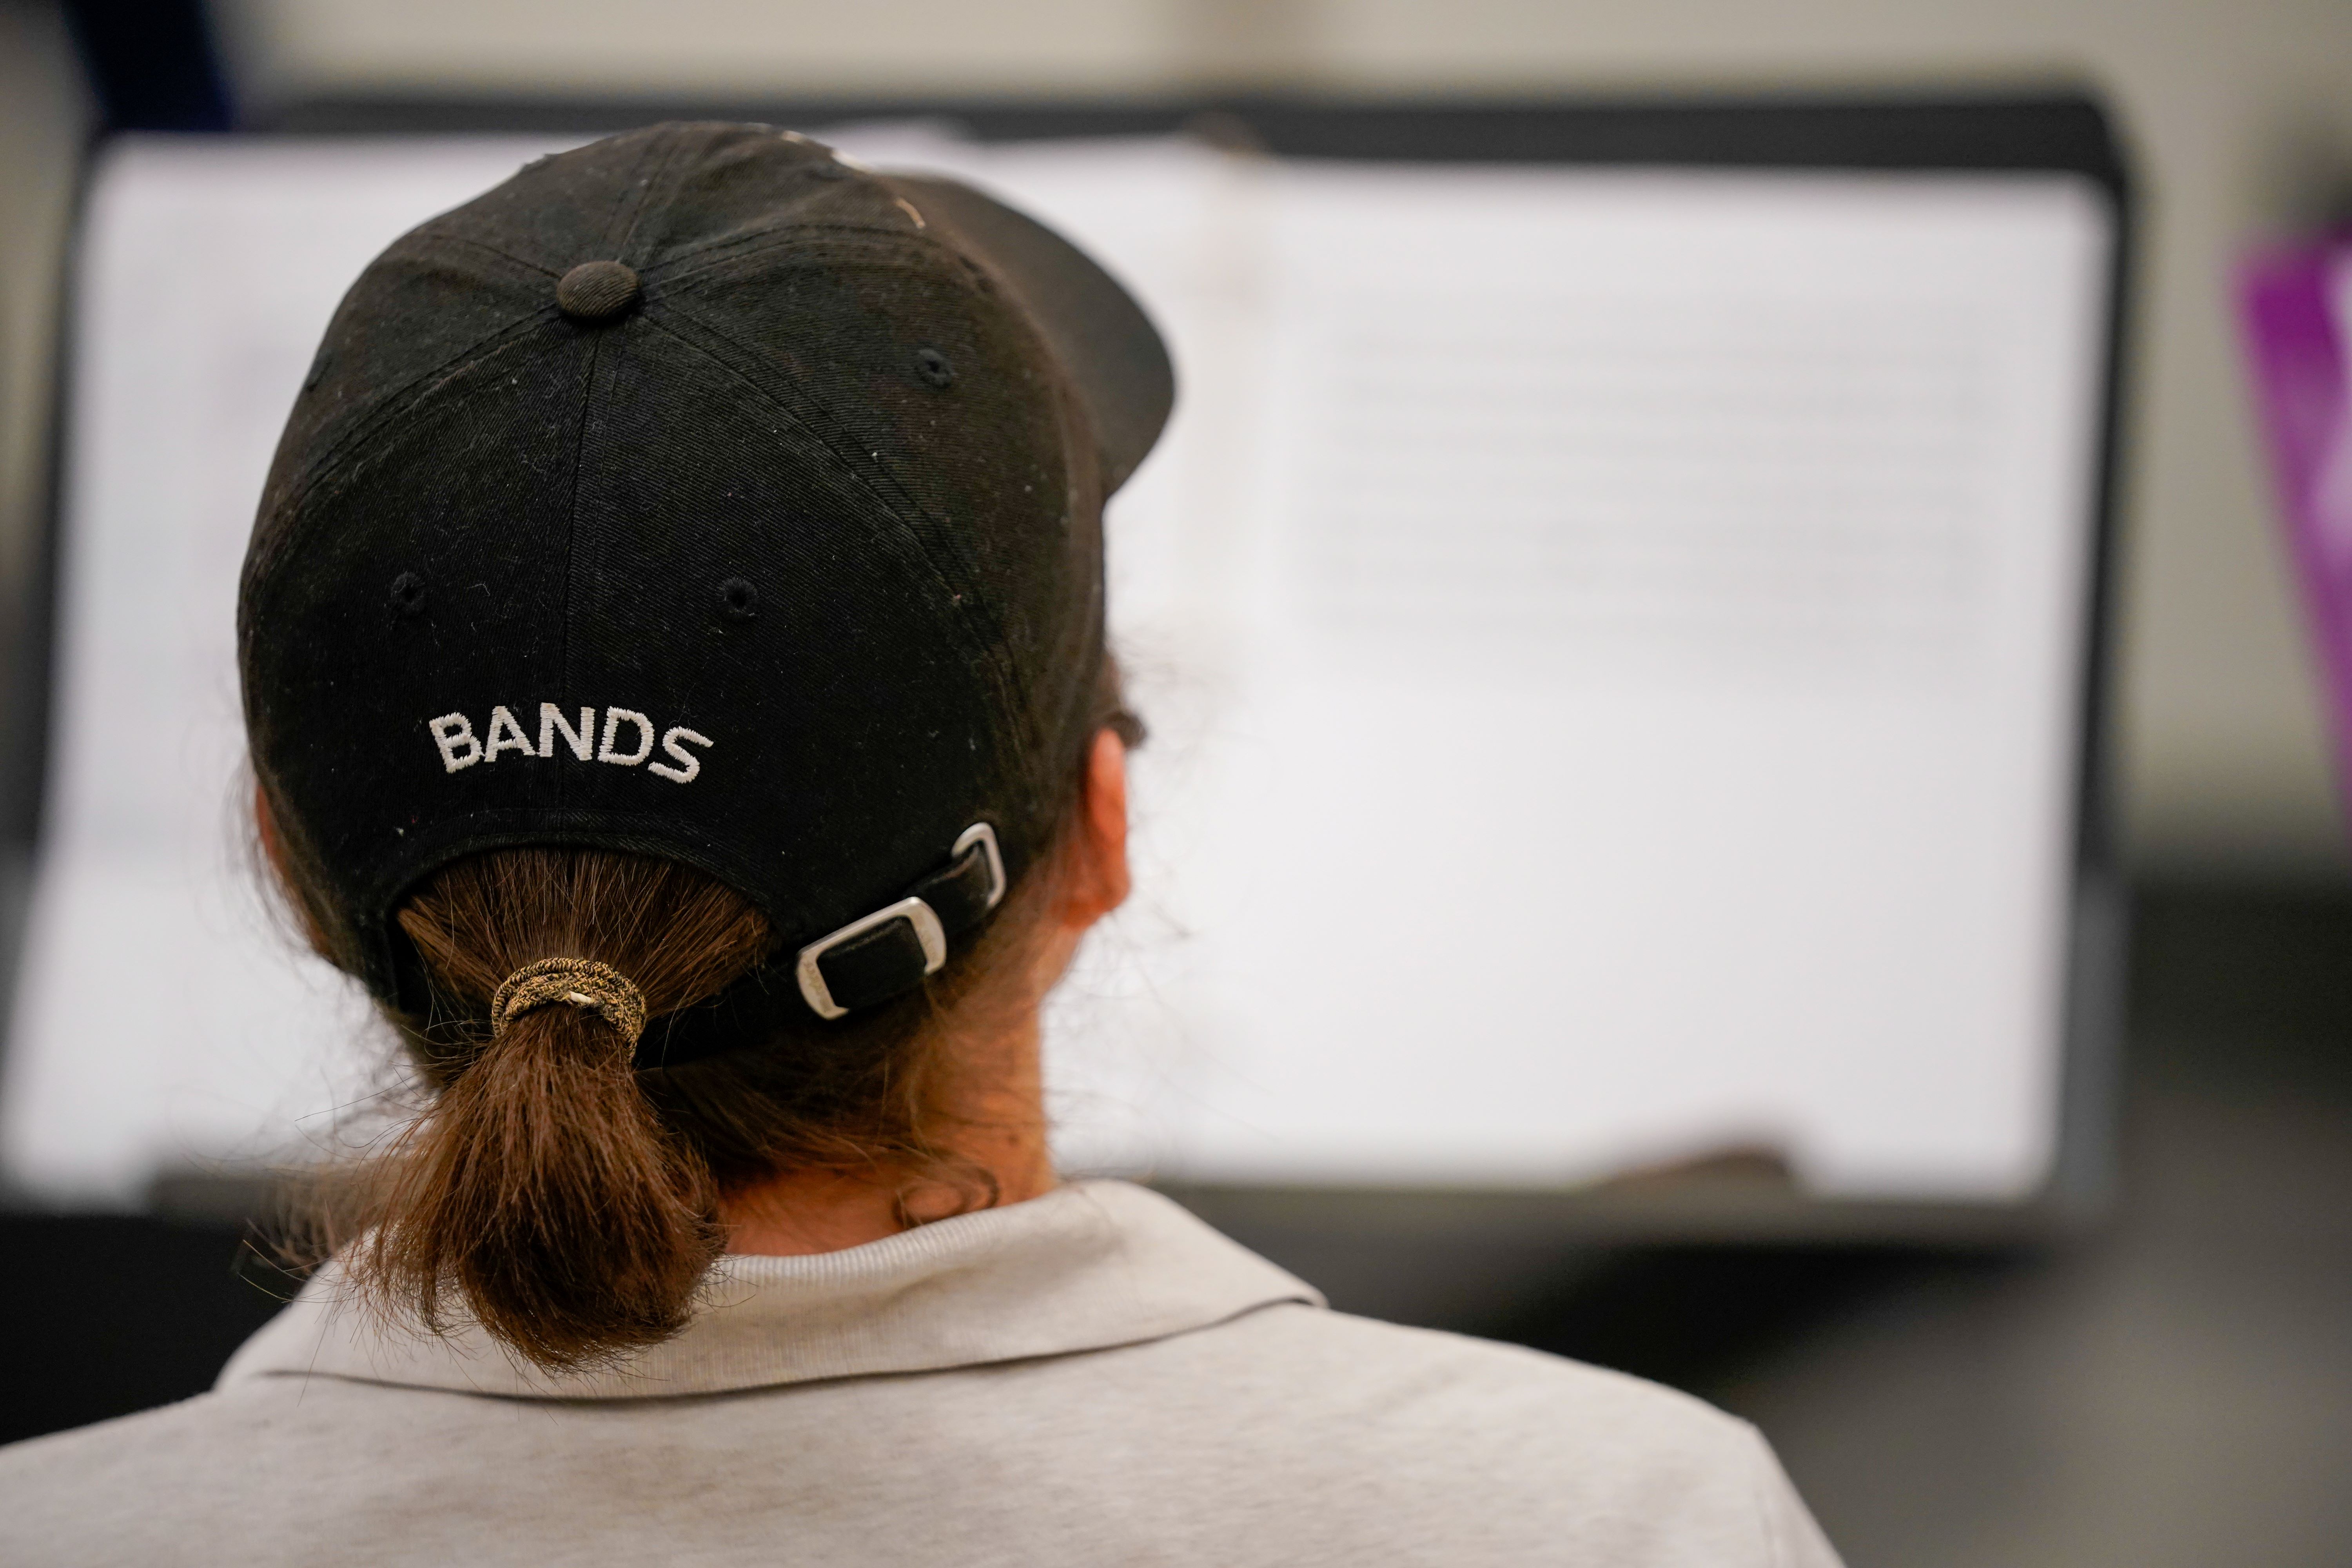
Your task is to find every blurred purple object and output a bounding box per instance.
[2241,232,2352,799]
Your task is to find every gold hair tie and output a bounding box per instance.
[490,957,648,1047]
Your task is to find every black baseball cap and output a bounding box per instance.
[238,122,1172,1055]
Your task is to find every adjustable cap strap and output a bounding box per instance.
[909,823,1009,932]
[795,822,1007,1019]
[625,823,1009,1069]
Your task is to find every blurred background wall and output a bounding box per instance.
[8,0,2347,877]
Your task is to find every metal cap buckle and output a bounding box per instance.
[794,896,947,1021]
[953,821,1007,912]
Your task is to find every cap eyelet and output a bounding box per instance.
[718,577,759,620]
[390,572,426,617]
[915,348,956,390]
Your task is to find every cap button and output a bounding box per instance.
[556,260,641,321]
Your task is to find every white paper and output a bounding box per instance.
[1090,167,2108,1197]
[0,132,2110,1207]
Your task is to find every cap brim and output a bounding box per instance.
[881,172,1174,495]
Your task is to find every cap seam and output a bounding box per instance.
[642,222,956,293]
[557,125,686,769]
[548,123,680,750]
[596,126,677,256]
[552,320,608,817]
[609,124,696,259]
[633,308,1025,727]
[247,231,567,566]
[415,228,563,283]
[247,312,564,592]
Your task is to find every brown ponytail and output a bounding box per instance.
[274,813,1083,1372]
[340,852,763,1369]
[288,842,1063,1372]
[263,663,1137,1372]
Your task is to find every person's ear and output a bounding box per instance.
[1060,728,1130,929]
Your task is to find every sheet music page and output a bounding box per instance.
[0,135,2109,1207]
[1096,164,2109,1196]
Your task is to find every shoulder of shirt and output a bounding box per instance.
[0,1379,345,1466]
[1118,1305,1835,1565]
[0,1390,234,1488]
[0,1306,1837,1568]
[0,1302,1757,1474]
[1152,1297,1764,1452]
[0,1376,401,1552]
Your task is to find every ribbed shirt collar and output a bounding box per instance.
[216,1180,1321,1401]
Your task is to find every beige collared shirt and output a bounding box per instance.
[0,1180,1840,1566]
